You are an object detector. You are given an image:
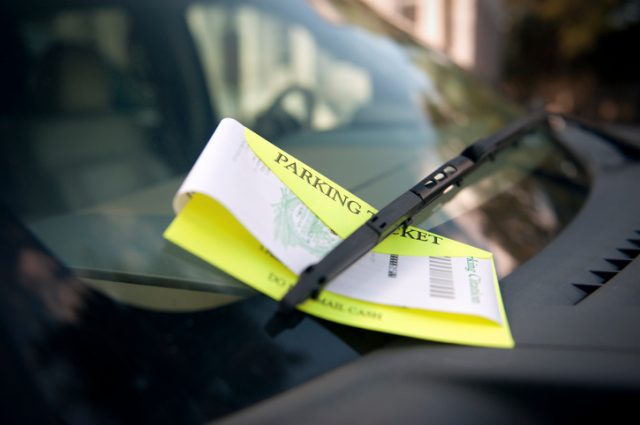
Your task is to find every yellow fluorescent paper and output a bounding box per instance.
[164,121,514,348]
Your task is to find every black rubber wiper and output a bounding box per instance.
[265,110,584,332]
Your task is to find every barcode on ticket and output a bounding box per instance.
[428,256,455,299]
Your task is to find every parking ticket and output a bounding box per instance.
[164,118,514,348]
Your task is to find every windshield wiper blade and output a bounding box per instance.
[267,110,550,331]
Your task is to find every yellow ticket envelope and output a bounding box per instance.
[164,119,514,348]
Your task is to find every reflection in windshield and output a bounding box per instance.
[0,0,587,309]
[187,0,516,140]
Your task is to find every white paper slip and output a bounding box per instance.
[173,118,502,324]
[329,254,500,323]
[174,119,341,275]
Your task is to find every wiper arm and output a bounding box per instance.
[267,110,550,331]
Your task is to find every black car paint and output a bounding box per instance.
[2,118,640,425]
[0,205,362,424]
[1,0,640,423]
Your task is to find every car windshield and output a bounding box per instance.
[1,0,587,312]
[1,0,592,421]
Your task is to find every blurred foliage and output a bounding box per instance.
[502,0,640,123]
[505,0,632,59]
[507,0,622,58]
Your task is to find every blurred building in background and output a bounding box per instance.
[364,0,640,125]
[365,0,505,84]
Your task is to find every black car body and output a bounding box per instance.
[1,0,639,423]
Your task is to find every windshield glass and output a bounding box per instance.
[1,0,587,309]
[1,0,589,421]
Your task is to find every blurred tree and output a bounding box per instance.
[503,0,640,123]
